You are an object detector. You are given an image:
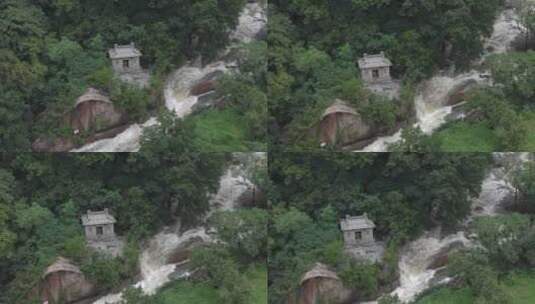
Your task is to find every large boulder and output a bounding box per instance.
[32,124,131,152]
[68,88,126,133]
[317,99,374,147]
[40,257,97,304]
[446,79,478,106]
[166,235,209,265]
[426,240,466,270]
[289,263,353,304]
[237,186,266,208]
[190,80,217,96]
[32,137,76,152]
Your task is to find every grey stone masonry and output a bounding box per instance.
[358,52,392,83]
[358,52,401,99]
[341,214,384,263]
[81,209,123,256]
[108,42,150,88]
[340,214,376,247]
[108,42,142,74]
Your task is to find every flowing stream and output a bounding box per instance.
[73,2,266,152]
[92,153,262,303]
[367,153,530,304]
[360,7,524,152]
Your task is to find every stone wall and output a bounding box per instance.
[111,57,141,73]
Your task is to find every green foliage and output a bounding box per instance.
[215,41,267,145]
[209,209,268,261]
[486,52,535,105]
[430,121,499,152]
[512,161,535,211]
[361,96,398,129]
[448,249,506,302]
[120,287,153,304]
[111,83,150,122]
[189,108,264,152]
[339,262,379,298]
[149,264,266,304]
[115,187,158,239]
[465,89,527,150]
[191,245,252,304]
[472,214,533,272]
[388,127,437,152]
[417,271,535,304]
[81,253,122,289]
[0,169,16,259]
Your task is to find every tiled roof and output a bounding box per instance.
[81,209,116,226]
[358,52,392,69]
[340,214,375,231]
[108,43,142,59]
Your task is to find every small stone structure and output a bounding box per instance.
[358,52,400,99]
[81,209,123,257]
[108,42,149,87]
[358,52,392,83]
[340,214,384,263]
[109,42,142,73]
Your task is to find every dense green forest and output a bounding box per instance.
[268,153,492,303]
[0,0,267,152]
[268,0,503,149]
[0,152,228,303]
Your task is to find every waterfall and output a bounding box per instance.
[362,153,530,304]
[360,8,523,152]
[73,2,266,153]
[91,153,264,303]
[391,231,471,303]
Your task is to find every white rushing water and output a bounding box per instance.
[92,153,264,303]
[378,153,529,303]
[391,231,471,303]
[361,7,524,152]
[73,2,266,153]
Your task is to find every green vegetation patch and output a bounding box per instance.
[430,109,535,152]
[432,121,498,152]
[502,272,535,303]
[153,264,267,304]
[520,111,535,151]
[191,108,265,151]
[153,281,220,304]
[249,264,268,304]
[416,271,535,304]
[415,287,475,304]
